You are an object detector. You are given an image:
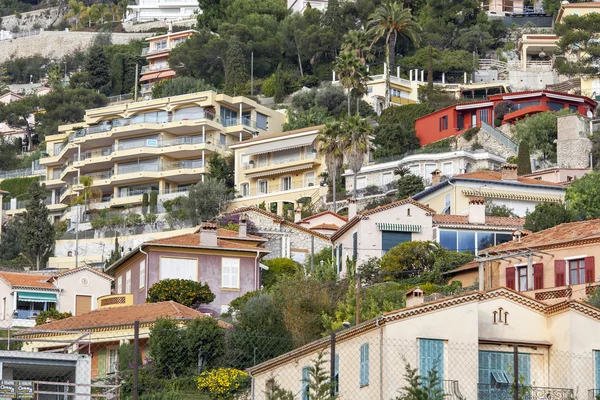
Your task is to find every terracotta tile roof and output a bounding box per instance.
[52,266,114,282]
[147,233,268,251]
[482,219,600,254]
[0,272,55,289]
[448,260,478,274]
[310,223,340,231]
[216,228,265,241]
[331,198,435,241]
[298,210,348,224]
[230,125,323,146]
[432,214,525,227]
[453,170,565,187]
[32,301,225,331]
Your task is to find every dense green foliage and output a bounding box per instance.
[513,109,572,164]
[35,309,72,326]
[151,77,216,99]
[373,104,429,159]
[565,171,600,219]
[207,153,235,189]
[261,258,301,288]
[517,141,532,175]
[395,168,425,199]
[147,279,216,307]
[20,181,54,269]
[486,202,517,218]
[524,202,577,232]
[555,12,600,75]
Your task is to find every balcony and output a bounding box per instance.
[243,154,319,179]
[140,64,171,74]
[529,282,600,302]
[98,294,133,309]
[478,384,574,400]
[443,380,463,400]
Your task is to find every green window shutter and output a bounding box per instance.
[302,366,310,400]
[97,347,107,379]
[518,353,530,386]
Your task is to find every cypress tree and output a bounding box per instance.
[517,140,532,175]
[84,45,111,94]
[21,181,54,270]
[223,36,248,97]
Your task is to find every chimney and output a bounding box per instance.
[348,198,357,219]
[199,222,218,246]
[294,205,303,223]
[238,214,247,238]
[501,163,518,181]
[431,169,442,186]
[468,197,486,225]
[406,286,424,307]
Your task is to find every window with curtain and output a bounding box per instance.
[439,230,458,251]
[125,270,131,293]
[159,257,197,280]
[569,259,585,285]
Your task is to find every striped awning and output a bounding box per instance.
[376,223,421,233]
[245,134,318,156]
[245,163,314,179]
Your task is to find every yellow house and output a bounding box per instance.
[40,91,286,218]
[228,126,327,216]
[248,287,600,400]
[412,165,565,217]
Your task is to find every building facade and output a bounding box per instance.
[106,222,269,316]
[248,288,600,400]
[139,29,197,95]
[414,90,597,146]
[125,0,199,23]
[229,126,327,215]
[40,91,285,221]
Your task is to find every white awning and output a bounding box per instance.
[245,134,318,156]
[246,163,314,179]
[376,223,421,233]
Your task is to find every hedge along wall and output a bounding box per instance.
[0,176,40,201]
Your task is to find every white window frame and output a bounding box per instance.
[258,180,268,195]
[117,276,123,294]
[125,270,131,294]
[281,176,292,191]
[304,171,316,187]
[107,346,119,375]
[356,176,367,190]
[442,162,453,176]
[139,260,146,290]
[240,182,250,197]
[159,256,198,280]
[381,172,393,185]
[221,258,241,289]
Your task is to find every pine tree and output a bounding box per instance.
[21,181,54,270]
[84,45,111,94]
[223,36,248,97]
[517,141,532,175]
[104,235,122,269]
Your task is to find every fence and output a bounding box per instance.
[0,318,597,400]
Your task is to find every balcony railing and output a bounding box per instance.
[222,116,254,128]
[354,182,398,198]
[442,380,463,400]
[238,179,318,198]
[14,309,41,319]
[243,153,317,170]
[589,389,600,400]
[140,64,170,74]
[478,384,574,400]
[117,159,205,175]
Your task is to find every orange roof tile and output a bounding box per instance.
[483,219,600,254]
[52,265,114,282]
[432,214,525,227]
[448,260,478,274]
[454,170,564,187]
[33,301,225,331]
[0,272,55,289]
[147,233,268,252]
[310,223,340,231]
[298,210,348,224]
[217,228,265,241]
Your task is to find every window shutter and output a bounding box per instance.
[505,267,516,290]
[585,256,596,284]
[334,354,339,395]
[518,353,531,386]
[595,350,600,390]
[301,367,310,400]
[554,260,566,287]
[533,263,544,290]
[352,232,358,261]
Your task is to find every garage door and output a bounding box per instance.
[382,231,412,254]
[75,295,92,316]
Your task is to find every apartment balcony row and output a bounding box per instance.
[140,64,171,74]
[237,177,320,200]
[243,152,318,171]
[87,185,193,211]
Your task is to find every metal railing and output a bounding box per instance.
[443,380,463,400]
[140,64,170,74]
[117,159,205,175]
[354,182,397,198]
[478,59,508,72]
[238,179,319,198]
[222,116,254,128]
[480,121,519,152]
[478,384,574,400]
[243,153,317,170]
[106,93,132,103]
[589,389,600,400]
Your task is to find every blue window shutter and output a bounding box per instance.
[518,353,530,386]
[419,339,444,386]
[334,354,339,395]
[302,366,310,400]
[595,351,600,389]
[359,343,370,386]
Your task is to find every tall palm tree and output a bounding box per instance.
[318,122,345,212]
[352,64,371,115]
[66,0,85,29]
[341,116,374,200]
[367,1,421,109]
[342,30,373,65]
[334,51,361,116]
[75,175,102,215]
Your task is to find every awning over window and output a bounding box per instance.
[139,72,160,82]
[245,163,314,179]
[376,223,421,233]
[245,134,318,156]
[17,292,57,303]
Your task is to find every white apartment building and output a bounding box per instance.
[125,0,200,23]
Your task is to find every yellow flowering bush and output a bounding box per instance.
[197,368,250,399]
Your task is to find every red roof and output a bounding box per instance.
[32,301,226,331]
[310,223,340,231]
[0,272,55,289]
[148,233,268,251]
[432,214,525,227]
[454,170,565,187]
[298,210,348,224]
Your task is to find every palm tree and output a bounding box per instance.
[342,29,373,65]
[341,116,374,200]
[75,176,102,215]
[352,64,371,115]
[367,1,420,109]
[334,51,361,116]
[318,121,345,212]
[66,0,85,29]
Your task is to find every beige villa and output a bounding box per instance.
[249,287,600,400]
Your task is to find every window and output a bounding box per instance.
[220,133,226,145]
[517,266,527,292]
[443,194,451,215]
[117,276,123,294]
[302,367,310,400]
[304,172,316,187]
[439,116,448,131]
[159,257,197,280]
[569,105,578,113]
[457,114,464,130]
[240,183,249,197]
[220,107,238,123]
[382,231,412,254]
[154,40,167,50]
[360,343,370,387]
[479,351,530,397]
[356,177,367,190]
[439,230,458,251]
[282,176,292,191]
[222,258,240,289]
[547,101,565,112]
[139,260,146,289]
[258,180,268,195]
[256,112,268,130]
[107,348,118,375]
[382,172,393,185]
[333,354,339,395]
[569,259,585,285]
[409,165,420,176]
[479,109,489,124]
[457,231,476,253]
[424,164,437,179]
[125,270,131,294]
[442,162,452,176]
[420,339,444,388]
[595,350,600,390]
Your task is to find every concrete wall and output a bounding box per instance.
[122,18,196,32]
[1,6,65,32]
[557,113,593,169]
[0,31,151,63]
[113,248,259,316]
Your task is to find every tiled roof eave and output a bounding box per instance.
[485,236,600,255]
[11,286,59,292]
[462,189,563,202]
[434,223,521,230]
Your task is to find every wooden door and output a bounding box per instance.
[75,295,92,316]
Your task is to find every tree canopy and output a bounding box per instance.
[565,171,600,220]
[524,202,577,232]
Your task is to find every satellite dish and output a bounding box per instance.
[587,110,593,118]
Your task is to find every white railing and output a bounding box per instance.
[480,121,519,152]
[478,59,508,71]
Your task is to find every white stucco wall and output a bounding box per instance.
[54,271,112,315]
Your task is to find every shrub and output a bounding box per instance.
[91,217,107,230]
[146,279,215,307]
[196,368,250,399]
[35,309,72,325]
[125,213,143,227]
[107,215,124,229]
[144,213,158,225]
[462,126,480,142]
[261,258,301,288]
[493,100,516,122]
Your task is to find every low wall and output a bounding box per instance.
[0,30,152,62]
[122,18,196,32]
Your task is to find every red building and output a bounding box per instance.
[414,90,597,146]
